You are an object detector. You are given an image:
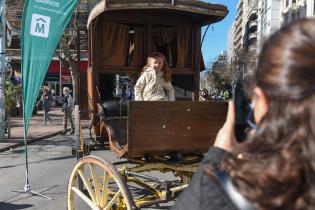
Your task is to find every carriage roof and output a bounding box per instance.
[87,0,228,27]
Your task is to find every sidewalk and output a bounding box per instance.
[0,107,64,152]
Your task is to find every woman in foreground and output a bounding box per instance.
[173,19,315,210]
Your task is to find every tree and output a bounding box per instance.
[55,2,89,104]
[56,14,80,104]
[232,49,256,82]
[206,54,233,98]
[205,49,257,100]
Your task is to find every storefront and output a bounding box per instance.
[45,59,87,96]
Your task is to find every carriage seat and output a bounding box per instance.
[102,100,128,118]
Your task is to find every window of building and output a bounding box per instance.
[286,0,289,7]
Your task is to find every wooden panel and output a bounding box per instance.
[87,67,95,109]
[193,25,201,101]
[127,101,227,156]
[108,119,128,147]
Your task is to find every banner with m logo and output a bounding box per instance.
[21,0,79,135]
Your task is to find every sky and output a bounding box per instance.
[201,1,238,67]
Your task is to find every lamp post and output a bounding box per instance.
[0,0,6,140]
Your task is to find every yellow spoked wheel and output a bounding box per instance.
[68,155,136,210]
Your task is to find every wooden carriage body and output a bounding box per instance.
[68,2,229,209]
[84,0,228,157]
[107,101,227,158]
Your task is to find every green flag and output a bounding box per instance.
[21,0,79,136]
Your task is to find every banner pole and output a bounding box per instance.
[10,108,53,200]
[24,125,30,191]
[11,0,80,200]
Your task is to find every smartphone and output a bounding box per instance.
[233,82,251,142]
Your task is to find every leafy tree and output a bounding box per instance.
[55,2,88,104]
[233,49,256,82]
[5,81,21,113]
[206,56,233,97]
[56,16,80,104]
[205,49,257,100]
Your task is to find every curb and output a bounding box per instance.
[0,130,64,153]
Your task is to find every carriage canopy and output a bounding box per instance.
[85,0,228,106]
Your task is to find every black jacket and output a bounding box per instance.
[172,147,239,210]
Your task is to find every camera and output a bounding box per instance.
[233,82,251,142]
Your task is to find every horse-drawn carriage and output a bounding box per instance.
[68,1,228,209]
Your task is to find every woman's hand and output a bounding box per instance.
[213,101,238,153]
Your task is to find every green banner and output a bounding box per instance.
[21,0,79,135]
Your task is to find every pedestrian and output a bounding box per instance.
[134,52,175,101]
[62,87,74,134]
[172,19,315,210]
[38,88,52,125]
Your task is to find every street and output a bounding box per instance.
[0,128,176,210]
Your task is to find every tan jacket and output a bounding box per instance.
[134,68,175,101]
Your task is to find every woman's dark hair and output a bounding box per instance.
[142,52,172,82]
[221,19,315,210]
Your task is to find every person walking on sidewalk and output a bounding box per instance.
[38,88,52,125]
[62,87,74,134]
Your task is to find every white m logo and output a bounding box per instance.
[30,14,51,38]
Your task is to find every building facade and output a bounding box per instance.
[229,0,315,57]
[234,0,248,51]
[257,0,281,50]
[226,21,235,60]
[244,0,258,52]
[281,0,315,25]
[227,0,259,58]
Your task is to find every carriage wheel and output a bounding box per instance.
[68,155,136,210]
